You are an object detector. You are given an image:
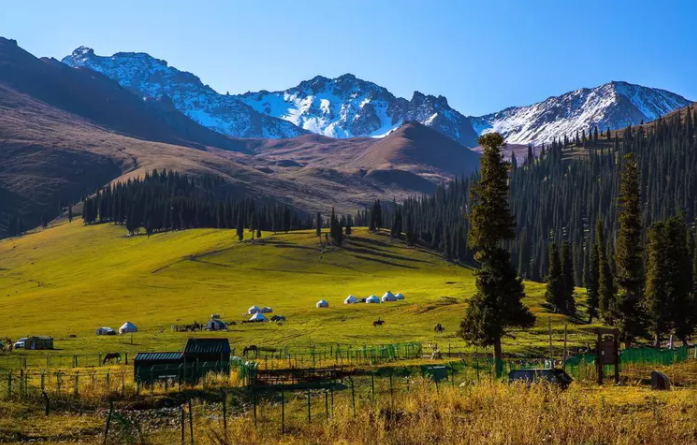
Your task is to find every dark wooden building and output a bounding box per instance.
[184,338,231,363]
[133,352,185,383]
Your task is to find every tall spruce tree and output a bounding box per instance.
[458,133,535,375]
[586,243,600,323]
[614,153,645,346]
[545,243,566,312]
[560,241,577,315]
[315,212,321,238]
[596,220,614,322]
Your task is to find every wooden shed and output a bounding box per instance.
[133,352,185,383]
[184,338,231,377]
[25,336,54,350]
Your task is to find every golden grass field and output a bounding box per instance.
[0,221,601,366]
[4,222,697,444]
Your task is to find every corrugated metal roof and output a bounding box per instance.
[134,352,184,362]
[184,338,231,354]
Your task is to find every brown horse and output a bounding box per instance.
[102,353,121,365]
[243,345,259,357]
[373,319,385,327]
[434,323,445,334]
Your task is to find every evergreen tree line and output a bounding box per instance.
[377,107,697,287]
[81,169,313,236]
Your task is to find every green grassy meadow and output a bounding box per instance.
[0,222,600,365]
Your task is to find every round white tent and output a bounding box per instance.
[248,312,268,322]
[395,293,405,300]
[316,299,329,308]
[366,295,380,304]
[381,291,397,302]
[248,305,261,315]
[261,307,273,313]
[344,295,358,304]
[119,322,138,335]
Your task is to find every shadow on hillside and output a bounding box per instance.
[346,237,396,250]
[341,245,430,264]
[352,255,418,269]
[272,244,316,250]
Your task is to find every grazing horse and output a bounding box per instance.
[434,323,445,334]
[373,319,385,327]
[243,345,259,357]
[102,353,121,365]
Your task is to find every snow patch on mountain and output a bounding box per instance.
[236,75,479,146]
[62,47,307,139]
[470,81,691,146]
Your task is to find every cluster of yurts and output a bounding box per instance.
[245,291,406,322]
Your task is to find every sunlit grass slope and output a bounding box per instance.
[0,222,599,358]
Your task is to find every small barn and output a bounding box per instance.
[249,312,268,322]
[381,291,397,302]
[24,336,54,350]
[260,307,273,313]
[248,305,261,315]
[316,299,329,308]
[344,295,358,304]
[205,319,228,331]
[119,322,138,334]
[134,352,185,383]
[96,327,115,336]
[366,295,380,304]
[395,293,405,300]
[184,338,232,377]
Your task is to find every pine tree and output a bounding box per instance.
[545,243,566,312]
[315,212,321,238]
[597,220,614,322]
[614,153,645,346]
[586,243,600,323]
[68,204,73,224]
[236,212,244,242]
[561,241,576,315]
[345,216,352,236]
[458,133,535,376]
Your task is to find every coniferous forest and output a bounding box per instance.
[385,107,696,284]
[81,169,313,237]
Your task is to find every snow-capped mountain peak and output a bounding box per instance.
[236,75,479,145]
[61,46,691,148]
[470,81,692,146]
[62,48,307,139]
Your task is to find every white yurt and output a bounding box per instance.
[248,305,261,315]
[344,295,358,304]
[381,291,397,302]
[261,307,273,313]
[95,327,115,336]
[366,295,380,304]
[316,299,329,308]
[248,312,268,322]
[395,293,405,300]
[119,322,138,335]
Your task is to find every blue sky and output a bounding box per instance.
[2,0,695,116]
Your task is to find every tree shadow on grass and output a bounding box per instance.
[346,237,396,250]
[352,255,418,269]
[342,245,431,263]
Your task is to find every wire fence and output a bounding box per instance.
[0,342,423,371]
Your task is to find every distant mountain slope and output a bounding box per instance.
[62,48,479,146]
[236,74,480,147]
[62,46,690,148]
[470,81,692,146]
[62,47,307,139]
